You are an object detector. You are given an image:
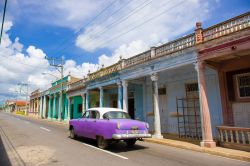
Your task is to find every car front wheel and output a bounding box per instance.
[97,136,108,149]
[125,139,136,147]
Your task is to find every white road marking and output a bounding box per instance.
[25,121,30,124]
[81,143,128,160]
[40,127,51,132]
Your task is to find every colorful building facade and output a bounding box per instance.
[32,75,81,122]
[30,12,250,150]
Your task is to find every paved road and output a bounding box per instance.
[0,112,248,166]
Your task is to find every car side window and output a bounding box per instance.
[103,112,109,119]
[82,111,90,118]
[89,111,100,119]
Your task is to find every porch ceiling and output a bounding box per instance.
[199,35,250,62]
[207,49,250,63]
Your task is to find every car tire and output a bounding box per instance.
[70,127,76,139]
[97,136,108,149]
[125,139,136,147]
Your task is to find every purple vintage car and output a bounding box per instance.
[69,107,151,149]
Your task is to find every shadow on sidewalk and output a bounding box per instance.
[0,135,11,166]
[75,136,148,153]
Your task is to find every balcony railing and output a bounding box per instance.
[68,79,86,90]
[124,51,151,68]
[88,62,122,80]
[203,12,250,42]
[216,126,250,145]
[155,34,195,57]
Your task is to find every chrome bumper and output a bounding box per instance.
[112,133,152,139]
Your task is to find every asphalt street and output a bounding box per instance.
[0,112,249,166]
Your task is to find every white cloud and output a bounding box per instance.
[75,0,212,52]
[0,20,97,104]
[98,40,149,67]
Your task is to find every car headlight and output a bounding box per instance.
[145,123,149,129]
[116,122,121,129]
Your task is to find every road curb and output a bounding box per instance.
[143,138,250,162]
[13,113,68,127]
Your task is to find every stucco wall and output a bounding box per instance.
[143,64,223,137]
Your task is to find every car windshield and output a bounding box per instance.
[103,111,131,119]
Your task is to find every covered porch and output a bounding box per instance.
[198,32,250,151]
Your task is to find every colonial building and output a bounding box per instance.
[29,89,41,117]
[38,75,81,122]
[4,100,29,114]
[65,12,250,149]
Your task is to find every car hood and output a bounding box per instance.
[109,119,147,130]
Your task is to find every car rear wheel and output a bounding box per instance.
[97,136,108,149]
[125,139,136,147]
[70,127,76,139]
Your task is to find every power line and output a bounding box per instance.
[55,0,153,56]
[52,0,119,58]
[79,0,154,46]
[0,0,8,45]
[87,0,186,50]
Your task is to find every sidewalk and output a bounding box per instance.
[144,138,250,162]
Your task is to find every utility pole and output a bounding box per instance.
[0,0,8,45]
[17,83,29,115]
[45,56,64,121]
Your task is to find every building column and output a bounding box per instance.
[67,96,71,120]
[122,80,128,112]
[196,61,216,148]
[151,73,163,139]
[99,87,104,107]
[43,96,47,118]
[86,90,90,109]
[48,96,52,119]
[32,99,34,114]
[39,97,43,118]
[53,94,57,119]
[117,81,123,109]
[81,93,86,113]
[58,93,62,121]
[36,99,39,115]
[30,99,32,113]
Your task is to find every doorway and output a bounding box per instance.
[128,91,135,119]
[128,98,135,119]
[158,88,167,133]
[177,82,201,139]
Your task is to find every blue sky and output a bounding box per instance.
[0,0,249,103]
[5,0,250,65]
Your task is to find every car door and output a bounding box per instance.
[78,111,90,137]
[87,110,100,139]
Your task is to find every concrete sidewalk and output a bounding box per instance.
[144,138,250,162]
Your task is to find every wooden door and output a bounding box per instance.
[159,92,167,133]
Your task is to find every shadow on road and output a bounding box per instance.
[74,136,148,153]
[0,135,12,166]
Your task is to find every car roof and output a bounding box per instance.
[88,107,125,113]
[86,107,127,119]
